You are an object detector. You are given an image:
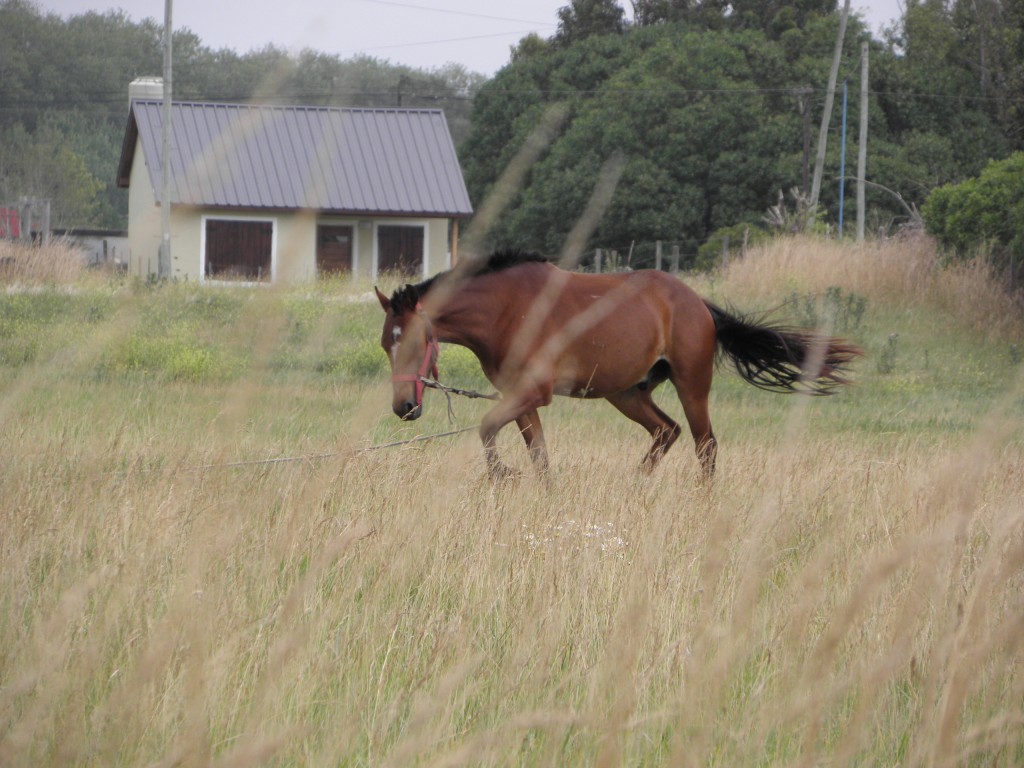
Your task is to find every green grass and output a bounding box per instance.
[1,237,1022,766]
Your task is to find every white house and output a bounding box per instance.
[116,87,473,283]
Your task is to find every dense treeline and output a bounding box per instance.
[2,0,1022,259]
[0,0,484,229]
[460,0,1024,265]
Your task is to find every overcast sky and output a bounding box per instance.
[39,0,906,76]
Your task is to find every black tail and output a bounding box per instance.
[704,300,863,395]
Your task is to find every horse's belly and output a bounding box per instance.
[552,356,658,399]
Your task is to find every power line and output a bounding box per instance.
[335,28,545,57]
[354,0,554,27]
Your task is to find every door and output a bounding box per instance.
[317,225,353,275]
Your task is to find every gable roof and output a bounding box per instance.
[116,101,473,218]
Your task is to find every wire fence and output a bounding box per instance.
[574,234,754,273]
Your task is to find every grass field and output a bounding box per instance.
[1,235,1022,766]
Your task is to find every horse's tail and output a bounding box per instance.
[704,300,863,395]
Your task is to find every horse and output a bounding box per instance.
[374,250,862,480]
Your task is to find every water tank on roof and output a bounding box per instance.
[129,77,163,105]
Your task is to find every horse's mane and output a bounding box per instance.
[388,249,548,314]
[473,249,548,276]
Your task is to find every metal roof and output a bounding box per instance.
[117,101,473,218]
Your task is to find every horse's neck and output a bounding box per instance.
[434,291,489,347]
[432,263,552,364]
[432,284,510,360]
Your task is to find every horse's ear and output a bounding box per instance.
[374,286,390,312]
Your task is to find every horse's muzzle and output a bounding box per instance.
[394,400,422,420]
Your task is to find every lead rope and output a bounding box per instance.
[419,375,500,424]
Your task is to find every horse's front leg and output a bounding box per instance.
[479,389,551,480]
[479,405,518,480]
[515,409,549,475]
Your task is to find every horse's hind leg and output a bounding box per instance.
[676,388,717,479]
[668,326,718,479]
[669,361,717,479]
[606,388,682,472]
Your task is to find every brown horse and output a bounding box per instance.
[375,250,861,479]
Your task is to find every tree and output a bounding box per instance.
[947,0,1024,146]
[730,0,835,36]
[554,0,627,47]
[869,0,1011,206]
[630,0,834,34]
[630,0,696,26]
[0,122,102,228]
[511,33,550,63]
[461,15,871,262]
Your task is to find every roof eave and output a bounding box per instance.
[198,204,475,219]
[115,105,139,189]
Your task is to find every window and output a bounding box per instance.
[204,219,273,282]
[317,225,353,275]
[377,224,424,275]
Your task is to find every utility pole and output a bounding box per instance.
[856,40,868,242]
[798,86,813,195]
[159,0,173,278]
[839,79,848,237]
[807,0,850,228]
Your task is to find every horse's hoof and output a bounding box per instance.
[639,458,659,476]
[488,462,520,482]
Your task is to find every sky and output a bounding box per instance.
[39,0,907,76]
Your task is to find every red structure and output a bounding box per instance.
[0,207,21,239]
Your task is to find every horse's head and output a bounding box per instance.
[375,285,439,421]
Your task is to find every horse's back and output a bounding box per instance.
[563,267,712,334]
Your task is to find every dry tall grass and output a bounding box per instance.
[0,239,88,286]
[711,234,1024,340]
[1,237,1022,766]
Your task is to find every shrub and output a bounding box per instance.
[787,286,868,333]
[923,152,1024,275]
[696,223,769,272]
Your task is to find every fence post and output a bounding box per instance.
[20,199,32,244]
[655,240,662,271]
[595,248,602,274]
[42,199,51,246]
[671,245,680,273]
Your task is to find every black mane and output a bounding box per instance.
[473,249,548,276]
[388,249,548,315]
